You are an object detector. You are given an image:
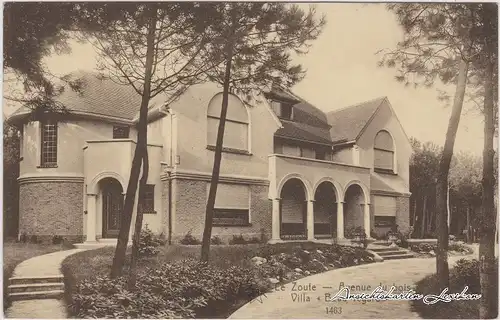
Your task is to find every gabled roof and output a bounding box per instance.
[9,71,144,124]
[326,97,386,144]
[8,71,399,147]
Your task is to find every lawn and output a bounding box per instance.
[62,242,375,318]
[3,241,74,313]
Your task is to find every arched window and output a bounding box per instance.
[207,93,249,152]
[374,130,394,171]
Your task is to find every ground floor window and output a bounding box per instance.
[374,216,396,227]
[209,183,250,226]
[138,184,155,213]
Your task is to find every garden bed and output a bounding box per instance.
[409,242,473,258]
[411,258,498,319]
[62,241,375,319]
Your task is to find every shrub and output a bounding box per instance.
[138,225,165,257]
[345,226,366,239]
[52,235,64,245]
[228,235,263,245]
[30,235,41,244]
[229,235,246,245]
[411,243,435,253]
[247,237,261,244]
[180,232,201,245]
[449,243,473,254]
[70,259,269,319]
[19,232,28,243]
[259,228,269,243]
[451,259,481,292]
[210,236,223,245]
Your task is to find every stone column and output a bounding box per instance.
[336,201,344,239]
[364,203,371,238]
[271,198,281,241]
[307,200,315,240]
[86,194,97,242]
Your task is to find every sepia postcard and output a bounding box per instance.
[2,1,499,319]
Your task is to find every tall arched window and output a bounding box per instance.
[374,130,394,171]
[207,93,249,152]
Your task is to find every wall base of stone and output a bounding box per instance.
[19,181,84,241]
[170,178,272,244]
[396,196,410,234]
[17,234,85,245]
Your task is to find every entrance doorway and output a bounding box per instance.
[101,178,124,238]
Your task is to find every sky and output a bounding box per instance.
[2,3,488,155]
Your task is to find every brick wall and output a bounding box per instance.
[396,196,410,234]
[161,180,170,242]
[19,182,84,243]
[172,179,272,243]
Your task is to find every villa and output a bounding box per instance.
[8,71,411,245]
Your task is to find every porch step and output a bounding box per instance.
[8,275,66,301]
[375,249,412,256]
[369,247,402,253]
[8,282,64,293]
[9,275,64,285]
[380,253,415,260]
[9,290,64,301]
[74,240,133,249]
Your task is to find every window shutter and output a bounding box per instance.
[374,149,393,170]
[374,196,397,216]
[210,183,249,209]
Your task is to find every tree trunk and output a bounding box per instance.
[479,6,498,316]
[128,147,149,289]
[435,59,469,290]
[466,206,471,244]
[447,183,451,229]
[421,194,427,237]
[200,40,235,262]
[110,6,157,279]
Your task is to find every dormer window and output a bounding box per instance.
[270,100,294,120]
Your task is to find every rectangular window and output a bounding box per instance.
[270,100,293,120]
[40,121,57,166]
[210,183,250,226]
[279,103,293,120]
[138,184,155,213]
[113,126,130,139]
[300,147,315,159]
[315,149,326,160]
[374,216,396,227]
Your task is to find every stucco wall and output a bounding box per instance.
[271,155,371,202]
[356,101,411,190]
[21,120,113,176]
[19,181,84,242]
[169,82,279,179]
[332,147,353,164]
[171,178,272,242]
[19,117,163,240]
